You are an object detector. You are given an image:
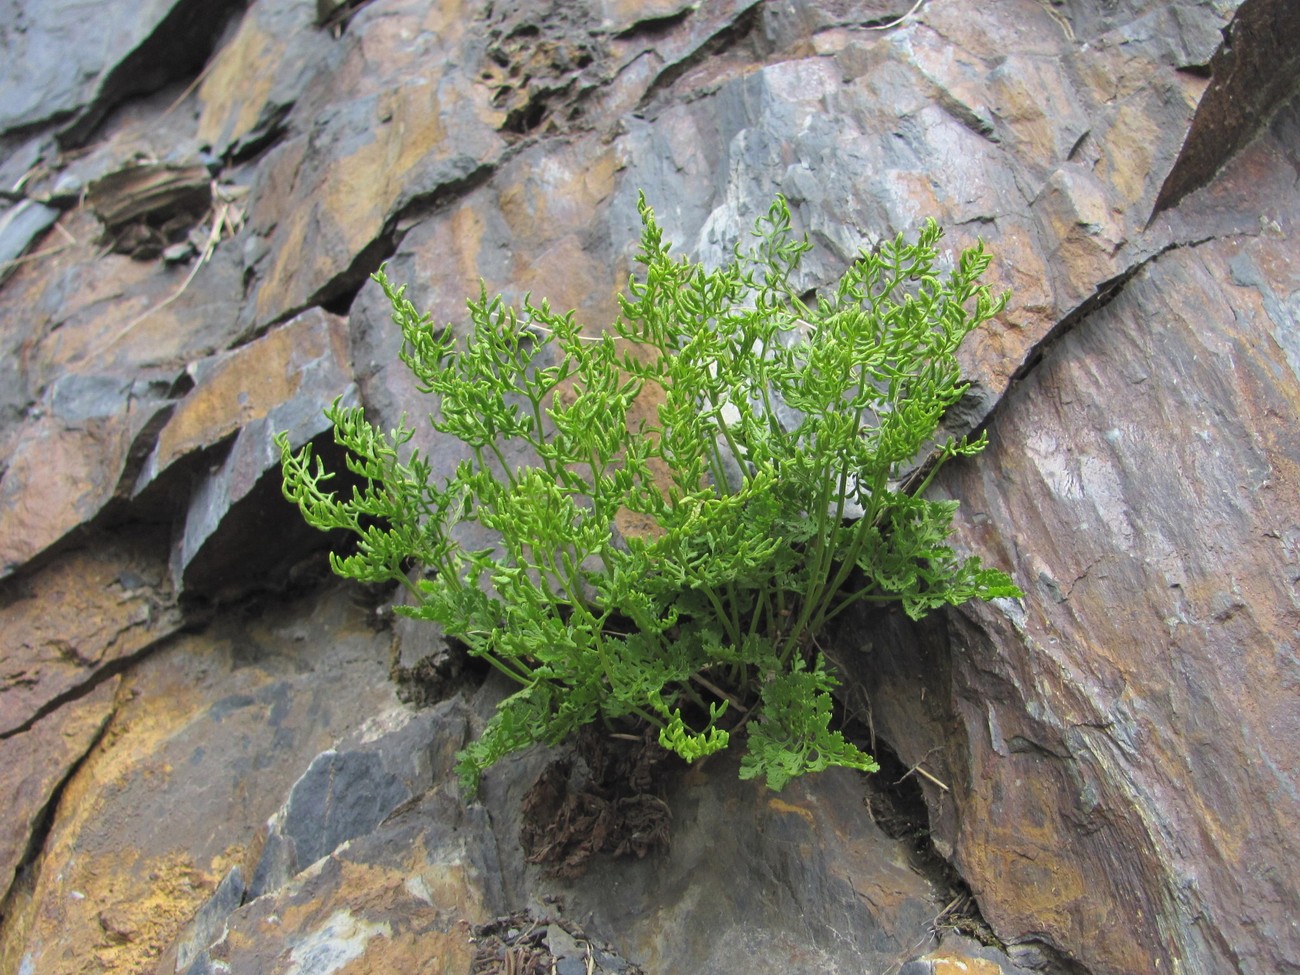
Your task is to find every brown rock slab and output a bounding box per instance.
[195,0,335,161]
[349,137,623,354]
[0,533,180,737]
[227,0,782,334]
[926,113,1300,974]
[0,677,119,909]
[136,307,353,491]
[0,375,175,577]
[0,412,135,576]
[4,585,399,975]
[235,0,507,329]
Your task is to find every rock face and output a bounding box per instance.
[1,1,1297,974]
[948,133,1300,972]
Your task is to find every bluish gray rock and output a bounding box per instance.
[0,0,245,143]
[0,199,58,287]
[247,700,471,899]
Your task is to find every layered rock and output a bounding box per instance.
[852,62,1300,975]
[1,0,1296,973]
[2,587,399,975]
[945,116,1300,972]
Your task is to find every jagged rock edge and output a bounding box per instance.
[229,161,500,350]
[633,1,766,115]
[1151,0,1300,219]
[56,0,248,149]
[979,235,1218,432]
[0,686,118,910]
[611,6,695,41]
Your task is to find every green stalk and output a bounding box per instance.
[485,441,519,490]
[802,346,880,637]
[477,649,539,686]
[779,454,837,663]
[807,468,889,635]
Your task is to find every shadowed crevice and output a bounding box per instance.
[973,234,1216,439]
[58,0,250,149]
[612,6,694,41]
[1151,0,1300,218]
[634,3,765,114]
[0,688,118,922]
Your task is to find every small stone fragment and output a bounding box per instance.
[0,199,59,287]
[162,240,196,264]
[88,161,211,233]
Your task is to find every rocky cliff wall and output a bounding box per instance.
[1,1,1297,974]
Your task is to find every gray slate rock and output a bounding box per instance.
[246,700,472,901]
[0,0,245,143]
[0,199,58,287]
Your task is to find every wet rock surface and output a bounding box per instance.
[1,0,1297,973]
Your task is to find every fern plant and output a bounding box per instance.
[277,194,1020,793]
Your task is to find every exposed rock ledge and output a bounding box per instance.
[1,1,1297,973]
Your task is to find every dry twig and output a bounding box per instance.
[0,219,78,272]
[865,0,925,31]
